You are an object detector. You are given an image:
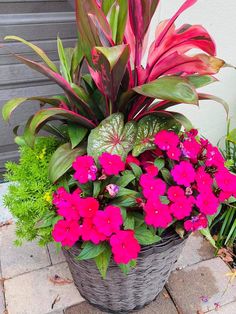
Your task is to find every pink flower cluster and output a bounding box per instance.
[52,152,140,264]
[140,129,236,232]
[51,129,236,267]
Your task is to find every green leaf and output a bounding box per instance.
[48,143,86,183]
[116,187,138,197]
[68,123,88,149]
[29,108,95,138]
[227,129,236,144]
[93,181,101,198]
[95,245,112,279]
[133,76,198,104]
[112,195,138,208]
[5,35,58,73]
[108,4,119,42]
[111,172,135,187]
[119,259,136,275]
[120,207,127,221]
[2,97,64,122]
[2,98,28,121]
[187,75,217,88]
[116,0,128,44]
[160,168,173,185]
[71,43,83,75]
[57,36,72,83]
[102,0,115,14]
[87,113,137,160]
[129,163,143,179]
[154,158,165,170]
[200,227,216,248]
[77,242,107,260]
[124,213,135,230]
[134,224,161,245]
[132,115,178,156]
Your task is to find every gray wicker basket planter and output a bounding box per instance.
[63,233,186,313]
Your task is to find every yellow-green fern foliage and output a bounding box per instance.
[4,137,61,246]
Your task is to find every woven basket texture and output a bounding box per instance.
[63,233,186,313]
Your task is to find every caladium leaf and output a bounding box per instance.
[90,44,130,103]
[87,113,137,160]
[132,115,179,156]
[4,35,59,73]
[133,76,198,104]
[48,142,86,183]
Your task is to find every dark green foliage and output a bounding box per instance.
[4,137,60,246]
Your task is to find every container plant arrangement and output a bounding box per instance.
[2,0,236,312]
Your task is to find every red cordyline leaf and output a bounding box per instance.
[75,0,113,65]
[13,54,97,119]
[148,53,224,81]
[125,0,160,83]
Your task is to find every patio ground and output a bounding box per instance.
[0,183,236,314]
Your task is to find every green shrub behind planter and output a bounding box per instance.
[4,137,60,246]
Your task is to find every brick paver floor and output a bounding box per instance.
[1,183,235,314]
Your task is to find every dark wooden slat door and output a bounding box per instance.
[0,0,76,173]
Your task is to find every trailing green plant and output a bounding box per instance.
[3,137,61,246]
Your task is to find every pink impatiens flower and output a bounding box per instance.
[73,155,97,184]
[145,164,159,176]
[52,220,81,247]
[215,167,236,193]
[110,230,141,264]
[167,147,181,161]
[144,199,172,228]
[53,187,81,221]
[77,197,99,218]
[81,219,107,244]
[167,186,185,202]
[205,144,225,168]
[184,214,208,232]
[154,130,179,151]
[140,174,166,199]
[93,205,123,236]
[195,167,213,192]
[171,161,196,187]
[99,152,125,175]
[196,192,219,215]
[182,137,201,160]
[169,196,194,220]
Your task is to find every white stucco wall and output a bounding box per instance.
[150,0,236,144]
